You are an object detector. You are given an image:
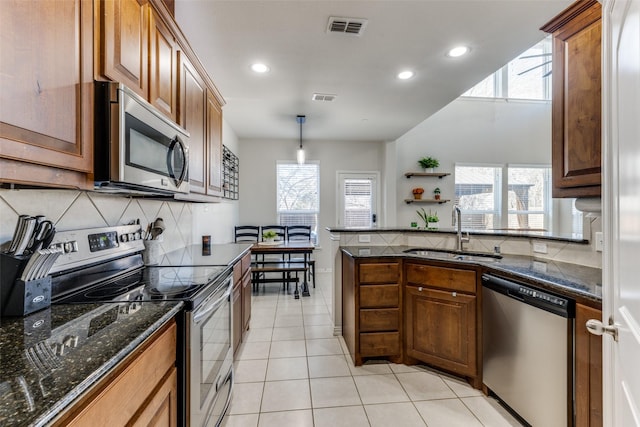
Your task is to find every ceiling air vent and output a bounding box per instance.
[312,93,337,102]
[327,17,368,36]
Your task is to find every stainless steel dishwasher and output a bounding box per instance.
[482,274,575,427]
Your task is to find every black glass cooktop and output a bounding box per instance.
[55,265,231,308]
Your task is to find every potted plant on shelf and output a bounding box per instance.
[412,187,424,200]
[417,208,439,229]
[418,156,439,173]
[433,187,441,200]
[262,230,278,243]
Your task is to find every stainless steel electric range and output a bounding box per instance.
[48,224,233,427]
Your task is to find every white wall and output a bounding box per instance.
[238,138,385,270]
[393,97,554,227]
[192,119,240,244]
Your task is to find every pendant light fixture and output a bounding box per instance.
[296,115,306,164]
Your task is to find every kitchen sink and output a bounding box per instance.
[403,248,502,262]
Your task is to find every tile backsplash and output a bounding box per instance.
[0,189,194,257]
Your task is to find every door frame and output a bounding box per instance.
[336,171,381,228]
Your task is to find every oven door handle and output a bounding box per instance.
[193,288,230,325]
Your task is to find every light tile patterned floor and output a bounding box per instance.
[218,273,523,427]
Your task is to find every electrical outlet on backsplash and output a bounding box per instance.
[0,189,195,257]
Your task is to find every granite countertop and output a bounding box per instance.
[327,226,588,244]
[0,301,183,427]
[161,243,252,267]
[341,245,602,305]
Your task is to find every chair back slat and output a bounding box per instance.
[235,226,260,242]
[287,225,312,241]
[261,225,286,241]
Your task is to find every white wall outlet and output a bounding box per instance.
[533,242,548,254]
[358,234,371,243]
[595,231,603,252]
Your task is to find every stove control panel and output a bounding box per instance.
[89,231,119,252]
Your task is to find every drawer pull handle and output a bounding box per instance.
[452,292,457,297]
[418,287,423,292]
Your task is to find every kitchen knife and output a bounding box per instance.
[8,215,30,254]
[14,218,37,257]
[25,216,46,252]
[37,248,62,280]
[20,251,42,281]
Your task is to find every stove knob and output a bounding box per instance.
[120,234,128,243]
[134,231,141,240]
[128,233,135,242]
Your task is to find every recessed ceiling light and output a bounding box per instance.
[251,63,270,73]
[447,46,470,58]
[397,70,415,80]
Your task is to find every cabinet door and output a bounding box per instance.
[543,0,602,197]
[149,9,177,121]
[102,0,149,98]
[242,270,252,333]
[178,53,207,194]
[130,368,178,427]
[0,0,93,187]
[575,304,603,426]
[206,91,223,196]
[405,286,476,377]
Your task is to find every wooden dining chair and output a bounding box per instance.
[234,225,260,242]
[286,225,315,288]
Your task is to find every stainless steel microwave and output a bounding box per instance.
[94,82,189,194]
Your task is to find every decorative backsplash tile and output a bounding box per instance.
[0,189,194,258]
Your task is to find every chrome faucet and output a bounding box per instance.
[452,205,470,251]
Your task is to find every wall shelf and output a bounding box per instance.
[405,172,450,179]
[404,198,450,204]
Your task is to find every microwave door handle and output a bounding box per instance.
[167,136,188,187]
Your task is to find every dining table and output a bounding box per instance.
[250,241,315,298]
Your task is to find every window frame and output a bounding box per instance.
[276,161,320,235]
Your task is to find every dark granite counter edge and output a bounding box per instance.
[327,227,588,244]
[36,302,184,427]
[341,246,602,306]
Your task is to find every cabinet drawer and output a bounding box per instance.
[241,252,252,275]
[406,263,476,293]
[360,285,399,308]
[360,309,399,332]
[359,263,400,284]
[359,332,400,356]
[233,261,242,284]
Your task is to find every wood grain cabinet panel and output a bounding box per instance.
[232,280,242,355]
[542,0,602,198]
[359,332,400,357]
[575,304,603,427]
[56,321,177,426]
[359,263,400,284]
[359,309,399,332]
[102,0,149,98]
[0,0,93,188]
[149,9,177,121]
[360,285,400,308]
[406,263,476,293]
[206,90,223,197]
[178,53,206,194]
[405,286,477,378]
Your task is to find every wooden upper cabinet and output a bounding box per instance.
[206,90,223,197]
[542,0,602,198]
[178,53,207,194]
[101,0,149,99]
[0,0,93,189]
[149,9,178,121]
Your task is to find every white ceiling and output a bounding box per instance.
[175,0,571,142]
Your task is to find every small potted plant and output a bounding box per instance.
[433,187,441,200]
[262,230,278,243]
[427,211,440,229]
[412,187,424,200]
[418,156,439,172]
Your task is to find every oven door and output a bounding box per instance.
[188,277,233,427]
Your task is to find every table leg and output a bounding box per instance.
[302,253,310,297]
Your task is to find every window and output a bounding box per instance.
[455,165,552,231]
[277,162,319,234]
[454,166,502,229]
[462,36,552,100]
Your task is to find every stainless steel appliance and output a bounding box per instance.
[94,82,189,195]
[482,274,575,427]
[48,225,232,427]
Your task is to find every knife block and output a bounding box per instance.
[1,252,51,317]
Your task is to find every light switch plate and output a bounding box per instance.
[595,231,603,252]
[358,235,371,243]
[533,242,548,254]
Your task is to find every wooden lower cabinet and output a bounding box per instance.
[404,286,477,378]
[575,303,603,426]
[54,320,177,426]
[342,254,403,365]
[233,252,252,358]
[232,279,242,354]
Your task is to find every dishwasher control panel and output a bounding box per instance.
[518,287,568,308]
